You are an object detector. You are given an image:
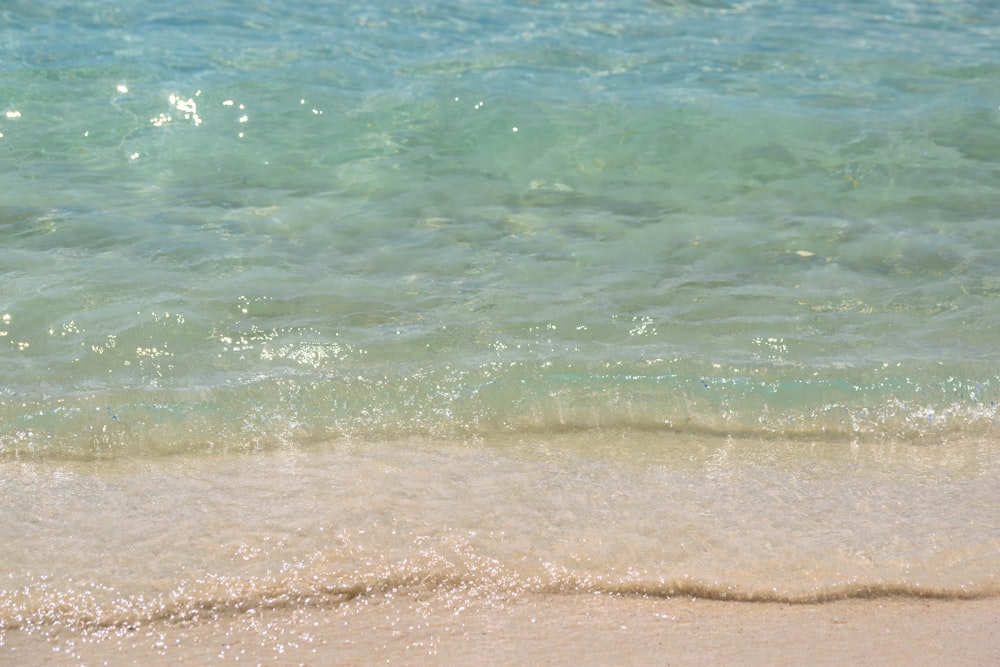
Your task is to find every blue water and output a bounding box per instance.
[1,2,999,646]
[4,0,1000,457]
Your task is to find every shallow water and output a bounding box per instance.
[2,0,999,649]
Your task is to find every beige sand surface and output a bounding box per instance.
[3,593,997,666]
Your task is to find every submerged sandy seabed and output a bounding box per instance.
[3,593,998,666]
[2,439,997,665]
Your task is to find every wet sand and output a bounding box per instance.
[2,442,999,665]
[3,593,998,666]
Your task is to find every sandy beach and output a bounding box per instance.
[3,593,998,666]
[2,442,998,666]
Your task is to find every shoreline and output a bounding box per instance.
[4,594,998,666]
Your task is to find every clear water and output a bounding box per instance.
[1,0,999,645]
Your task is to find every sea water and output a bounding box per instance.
[2,0,999,654]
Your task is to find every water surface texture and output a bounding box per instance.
[2,0,999,651]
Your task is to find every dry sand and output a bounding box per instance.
[3,593,997,666]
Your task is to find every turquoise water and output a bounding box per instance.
[4,2,1000,454]
[1,0,999,649]
[4,1,1000,456]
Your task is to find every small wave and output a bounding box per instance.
[4,569,997,636]
[597,580,996,603]
[3,384,998,463]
